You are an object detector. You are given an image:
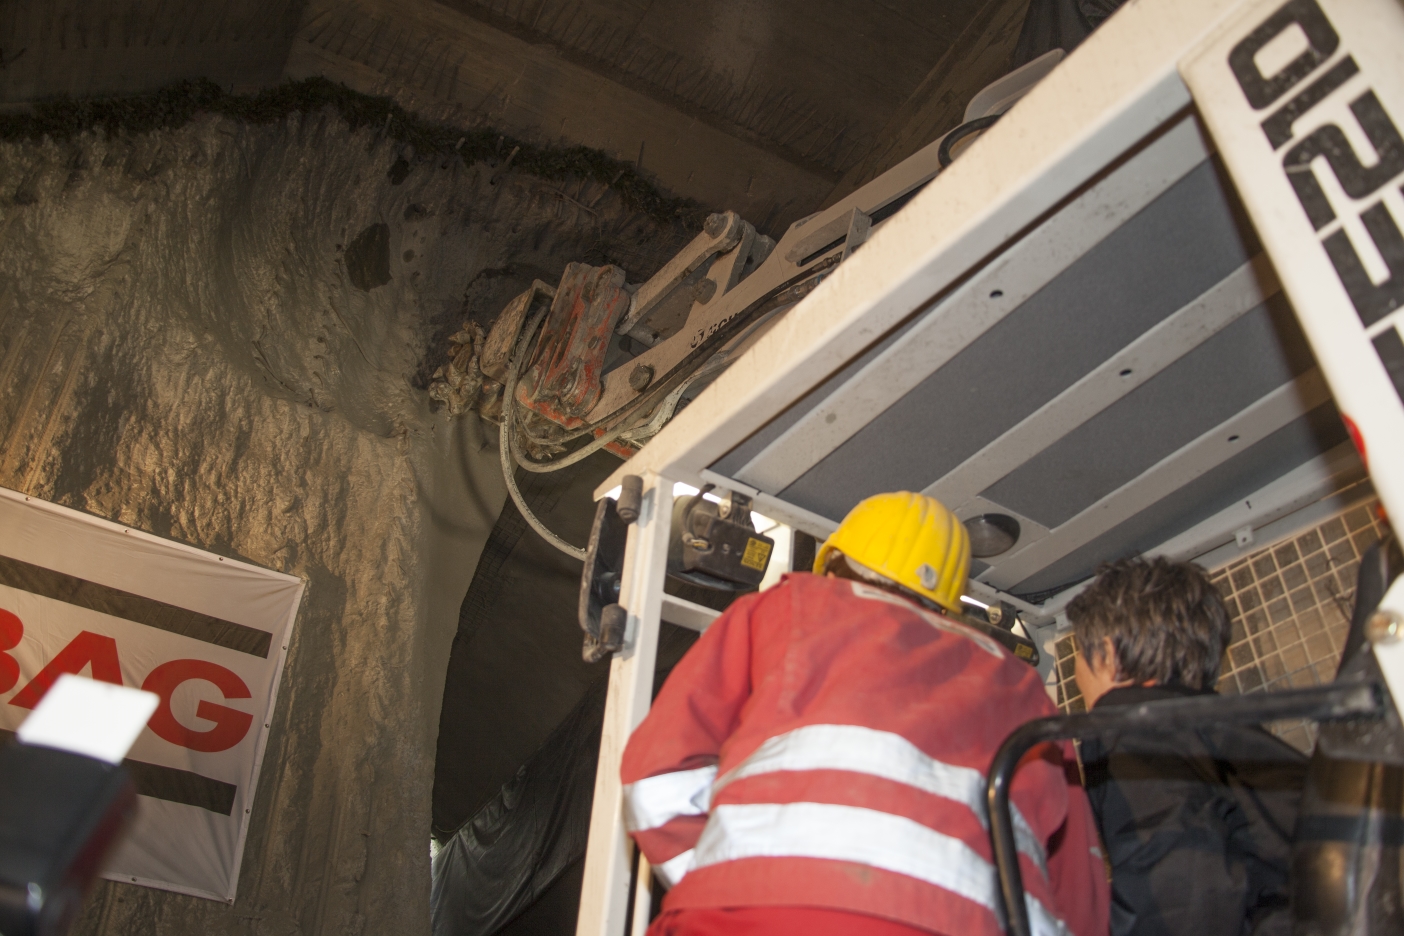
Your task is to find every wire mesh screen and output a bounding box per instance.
[1052,499,1388,753]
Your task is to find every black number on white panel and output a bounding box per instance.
[1228,0,1404,402]
[1323,197,1404,328]
[1282,93,1404,231]
[1228,0,1339,109]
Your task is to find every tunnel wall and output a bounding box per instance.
[0,105,689,935]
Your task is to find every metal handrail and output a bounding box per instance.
[985,682,1385,936]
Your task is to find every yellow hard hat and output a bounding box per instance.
[814,492,970,613]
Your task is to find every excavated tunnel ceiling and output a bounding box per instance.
[427,0,994,177]
[1,0,1034,235]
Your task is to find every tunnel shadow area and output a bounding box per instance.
[430,447,698,935]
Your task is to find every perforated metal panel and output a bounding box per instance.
[703,129,1362,601]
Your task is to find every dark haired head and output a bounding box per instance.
[1066,557,1230,690]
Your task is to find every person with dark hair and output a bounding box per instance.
[1067,557,1307,936]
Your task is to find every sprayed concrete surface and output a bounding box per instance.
[0,110,689,935]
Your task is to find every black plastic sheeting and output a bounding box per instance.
[1013,0,1127,68]
[433,453,621,842]
[431,624,699,936]
[431,675,606,936]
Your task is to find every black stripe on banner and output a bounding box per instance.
[1375,324,1404,405]
[0,553,271,658]
[123,759,238,815]
[1,730,238,815]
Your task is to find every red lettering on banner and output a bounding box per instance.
[142,659,253,753]
[9,630,123,709]
[0,610,22,694]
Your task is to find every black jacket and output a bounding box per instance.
[1080,685,1308,936]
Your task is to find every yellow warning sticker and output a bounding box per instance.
[741,538,772,572]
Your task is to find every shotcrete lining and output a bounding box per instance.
[0,103,689,936]
[0,77,710,229]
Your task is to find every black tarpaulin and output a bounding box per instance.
[431,622,699,936]
[1013,0,1127,68]
[430,675,606,936]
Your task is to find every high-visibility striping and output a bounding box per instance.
[624,764,717,832]
[694,802,1070,936]
[712,723,1048,878]
[849,582,1004,657]
[653,848,695,888]
[0,553,273,658]
[1296,813,1404,847]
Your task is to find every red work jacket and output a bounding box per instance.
[621,573,1109,936]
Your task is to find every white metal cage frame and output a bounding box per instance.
[574,0,1404,932]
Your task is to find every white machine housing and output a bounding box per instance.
[575,1,1404,933]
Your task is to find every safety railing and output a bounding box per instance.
[985,681,1388,936]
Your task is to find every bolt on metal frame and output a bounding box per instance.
[574,0,1404,932]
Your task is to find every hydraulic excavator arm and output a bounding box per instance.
[428,50,1065,549]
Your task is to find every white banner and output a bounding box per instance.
[0,488,303,903]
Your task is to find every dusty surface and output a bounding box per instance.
[0,109,687,935]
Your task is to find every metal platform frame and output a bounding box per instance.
[574,0,1404,932]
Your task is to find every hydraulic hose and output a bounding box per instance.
[498,305,588,560]
[510,255,840,473]
[491,253,839,558]
[937,114,1001,168]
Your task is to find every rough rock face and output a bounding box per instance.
[0,109,688,935]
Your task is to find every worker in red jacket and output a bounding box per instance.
[621,491,1109,936]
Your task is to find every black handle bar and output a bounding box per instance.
[986,681,1385,936]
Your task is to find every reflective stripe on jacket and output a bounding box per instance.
[621,573,1109,936]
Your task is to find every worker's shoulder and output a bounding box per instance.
[780,574,1010,660]
[757,570,898,610]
